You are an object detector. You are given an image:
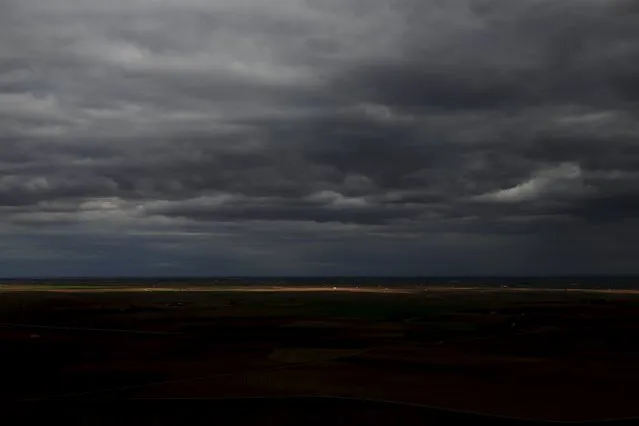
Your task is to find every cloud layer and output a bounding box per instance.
[2,0,639,276]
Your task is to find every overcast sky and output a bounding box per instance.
[1,0,638,277]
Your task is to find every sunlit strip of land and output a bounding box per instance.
[1,284,639,295]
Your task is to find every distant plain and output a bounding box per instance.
[2,281,639,422]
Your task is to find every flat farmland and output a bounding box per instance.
[2,283,639,423]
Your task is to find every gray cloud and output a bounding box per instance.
[1,0,639,276]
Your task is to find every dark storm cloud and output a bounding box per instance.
[1,0,639,275]
[335,0,639,110]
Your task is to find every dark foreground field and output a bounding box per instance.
[2,283,639,424]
